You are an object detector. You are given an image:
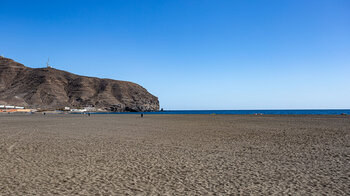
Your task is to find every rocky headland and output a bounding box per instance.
[0,56,159,112]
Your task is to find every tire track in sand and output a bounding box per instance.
[1,129,24,152]
[6,128,37,159]
[5,128,42,169]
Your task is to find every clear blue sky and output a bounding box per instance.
[1,0,349,109]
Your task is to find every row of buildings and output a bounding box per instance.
[0,105,99,113]
[0,105,32,113]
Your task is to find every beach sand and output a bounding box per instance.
[0,114,349,195]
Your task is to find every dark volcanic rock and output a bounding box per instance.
[0,57,159,111]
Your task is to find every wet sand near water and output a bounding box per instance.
[0,114,349,195]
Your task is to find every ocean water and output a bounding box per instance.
[91,109,350,115]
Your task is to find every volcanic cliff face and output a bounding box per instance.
[0,56,159,112]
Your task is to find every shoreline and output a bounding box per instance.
[1,112,349,116]
[1,108,349,116]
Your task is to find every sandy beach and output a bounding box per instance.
[0,114,349,195]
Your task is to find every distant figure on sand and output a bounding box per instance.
[141,113,144,118]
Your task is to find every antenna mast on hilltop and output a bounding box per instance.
[46,58,52,68]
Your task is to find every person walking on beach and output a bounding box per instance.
[141,113,144,118]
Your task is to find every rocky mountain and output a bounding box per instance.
[0,56,159,112]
